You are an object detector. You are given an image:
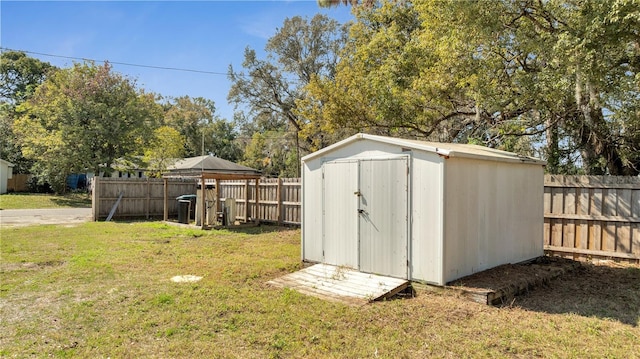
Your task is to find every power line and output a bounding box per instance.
[0,47,229,76]
[1,47,305,86]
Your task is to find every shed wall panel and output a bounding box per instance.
[408,151,444,284]
[0,162,12,194]
[302,162,323,262]
[322,160,359,268]
[442,158,544,283]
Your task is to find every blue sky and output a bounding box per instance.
[1,1,353,120]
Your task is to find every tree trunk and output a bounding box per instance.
[576,79,628,175]
[545,113,560,174]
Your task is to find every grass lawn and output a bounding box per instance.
[0,192,91,210]
[1,222,639,358]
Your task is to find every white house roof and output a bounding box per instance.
[0,159,15,167]
[302,133,546,165]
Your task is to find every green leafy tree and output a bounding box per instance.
[298,2,435,140]
[0,50,55,104]
[228,14,349,176]
[412,0,640,174]
[206,118,242,162]
[302,0,640,175]
[161,96,241,161]
[163,96,215,157]
[0,51,56,173]
[241,131,299,178]
[143,126,185,178]
[14,62,159,192]
[317,0,375,7]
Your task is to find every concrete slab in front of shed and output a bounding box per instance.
[267,263,409,305]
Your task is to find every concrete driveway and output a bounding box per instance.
[0,208,92,228]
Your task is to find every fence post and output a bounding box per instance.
[244,180,249,222]
[146,177,150,220]
[255,178,260,223]
[92,177,100,221]
[163,178,168,221]
[206,175,213,230]
[277,178,283,225]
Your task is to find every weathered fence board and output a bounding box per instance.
[543,175,640,262]
[7,174,31,192]
[218,178,301,224]
[92,177,197,220]
[93,177,302,224]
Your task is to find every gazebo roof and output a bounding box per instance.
[163,155,261,180]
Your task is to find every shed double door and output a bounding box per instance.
[322,157,409,279]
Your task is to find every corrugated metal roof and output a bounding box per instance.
[302,133,546,165]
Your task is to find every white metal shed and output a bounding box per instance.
[0,159,15,194]
[301,133,546,286]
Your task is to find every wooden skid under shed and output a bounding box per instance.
[267,264,409,305]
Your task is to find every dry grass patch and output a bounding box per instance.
[1,222,639,358]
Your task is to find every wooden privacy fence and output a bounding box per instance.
[92,177,301,224]
[544,175,640,262]
[93,175,640,262]
[92,177,197,220]
[7,174,31,192]
[219,178,301,225]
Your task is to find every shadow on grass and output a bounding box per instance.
[222,223,299,235]
[50,195,91,208]
[126,220,298,235]
[514,263,640,326]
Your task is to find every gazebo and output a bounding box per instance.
[162,155,262,229]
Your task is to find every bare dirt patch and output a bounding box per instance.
[449,256,580,290]
[0,260,66,273]
[446,257,640,325]
[514,260,640,325]
[448,256,581,305]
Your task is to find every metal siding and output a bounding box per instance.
[302,162,323,262]
[443,158,544,283]
[300,163,307,261]
[322,160,359,268]
[407,152,444,284]
[0,163,7,194]
[443,160,498,282]
[358,157,409,278]
[314,141,407,163]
